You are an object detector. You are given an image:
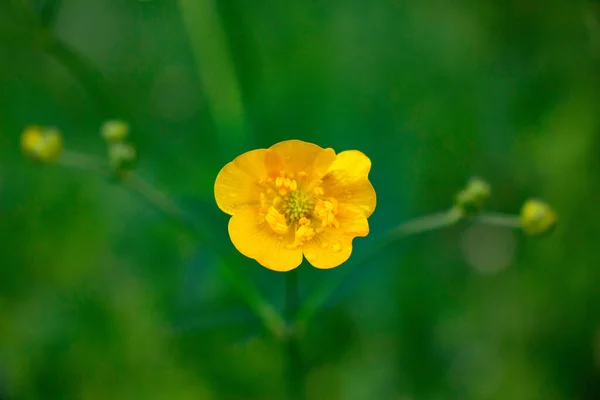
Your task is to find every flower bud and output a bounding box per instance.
[101,120,129,143]
[108,142,137,179]
[520,199,557,236]
[455,177,491,215]
[21,126,63,163]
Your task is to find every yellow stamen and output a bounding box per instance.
[259,170,340,247]
[265,206,288,234]
[275,174,298,196]
[286,218,315,249]
[314,198,339,228]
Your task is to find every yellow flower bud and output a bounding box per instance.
[101,120,129,143]
[108,142,137,178]
[455,177,491,215]
[21,126,63,163]
[520,199,557,236]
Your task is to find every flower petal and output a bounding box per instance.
[214,149,267,215]
[302,204,369,269]
[337,204,370,237]
[322,150,376,217]
[267,140,336,180]
[302,228,353,269]
[228,206,303,272]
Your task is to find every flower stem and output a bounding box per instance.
[10,0,122,115]
[56,150,286,338]
[472,212,522,228]
[177,0,251,160]
[17,0,282,339]
[296,206,527,331]
[43,36,125,117]
[284,268,305,400]
[295,207,463,330]
[390,207,464,237]
[59,150,107,174]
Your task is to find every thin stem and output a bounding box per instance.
[127,174,190,222]
[389,207,464,237]
[295,207,527,331]
[58,150,108,174]
[284,268,305,400]
[43,36,125,117]
[177,0,251,160]
[14,1,281,337]
[295,207,463,330]
[55,150,286,338]
[220,266,286,340]
[472,212,522,228]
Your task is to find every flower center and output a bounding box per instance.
[284,191,312,222]
[259,172,340,248]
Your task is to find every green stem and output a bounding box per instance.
[177,0,250,160]
[56,150,286,338]
[472,212,522,228]
[43,36,125,117]
[295,207,526,331]
[8,0,121,118]
[17,1,278,337]
[59,150,107,174]
[284,268,305,400]
[127,174,191,223]
[295,207,463,330]
[389,207,464,237]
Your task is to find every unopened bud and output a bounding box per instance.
[101,120,129,143]
[108,142,137,179]
[21,126,63,163]
[520,199,557,236]
[455,177,491,215]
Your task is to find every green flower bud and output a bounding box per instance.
[108,142,137,179]
[101,120,129,143]
[455,177,491,215]
[21,126,63,163]
[520,199,557,236]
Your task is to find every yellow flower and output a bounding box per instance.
[214,140,376,271]
[21,126,63,163]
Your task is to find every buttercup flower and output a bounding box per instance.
[214,140,376,271]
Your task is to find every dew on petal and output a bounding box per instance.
[332,242,342,253]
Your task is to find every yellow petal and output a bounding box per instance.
[228,206,303,272]
[302,204,369,269]
[214,149,267,215]
[302,228,353,269]
[267,140,336,180]
[337,204,370,237]
[322,150,376,217]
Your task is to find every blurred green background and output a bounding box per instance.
[1,0,600,399]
